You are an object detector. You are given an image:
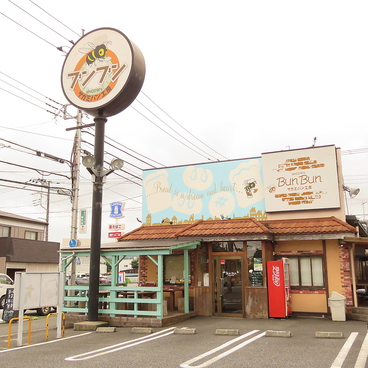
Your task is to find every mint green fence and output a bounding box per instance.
[63,284,164,318]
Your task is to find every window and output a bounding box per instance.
[0,275,13,285]
[288,256,324,288]
[25,231,37,240]
[247,241,263,286]
[164,255,191,284]
[212,241,244,252]
[0,226,10,237]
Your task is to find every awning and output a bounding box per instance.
[60,240,200,256]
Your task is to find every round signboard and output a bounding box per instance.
[61,28,145,117]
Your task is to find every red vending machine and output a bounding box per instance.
[267,258,292,318]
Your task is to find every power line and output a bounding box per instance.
[141,91,228,160]
[104,134,164,168]
[0,71,63,107]
[0,78,60,113]
[9,0,75,45]
[130,105,214,161]
[0,11,62,51]
[82,130,161,169]
[0,160,70,179]
[0,86,63,117]
[135,98,220,161]
[29,0,81,38]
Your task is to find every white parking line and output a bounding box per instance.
[180,330,265,368]
[330,332,358,368]
[65,327,176,361]
[0,332,93,353]
[354,332,368,368]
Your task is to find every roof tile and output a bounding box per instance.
[118,216,357,241]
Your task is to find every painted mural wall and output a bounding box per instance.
[142,157,265,226]
[142,145,341,226]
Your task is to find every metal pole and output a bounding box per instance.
[88,116,107,321]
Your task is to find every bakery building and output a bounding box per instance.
[62,144,368,324]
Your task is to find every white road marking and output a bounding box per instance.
[180,330,265,368]
[65,327,176,361]
[0,332,93,353]
[354,332,368,368]
[330,332,358,368]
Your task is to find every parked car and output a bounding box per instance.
[0,273,54,316]
[99,274,112,284]
[0,273,14,309]
[75,274,112,285]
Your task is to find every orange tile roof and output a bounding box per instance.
[119,223,196,241]
[262,216,356,235]
[177,218,271,237]
[118,216,356,242]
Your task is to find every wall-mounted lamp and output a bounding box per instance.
[343,185,360,199]
[338,240,347,247]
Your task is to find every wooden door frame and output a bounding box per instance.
[211,254,245,317]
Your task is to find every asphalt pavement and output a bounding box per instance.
[0,313,367,367]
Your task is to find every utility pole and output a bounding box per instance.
[69,109,82,286]
[30,178,51,241]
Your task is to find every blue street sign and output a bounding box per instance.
[69,239,77,248]
[110,201,125,218]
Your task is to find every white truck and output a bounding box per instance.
[0,273,53,316]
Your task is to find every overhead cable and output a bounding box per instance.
[142,91,228,160]
[9,0,75,45]
[0,71,63,106]
[0,11,62,51]
[135,98,220,161]
[29,0,82,38]
[130,105,214,161]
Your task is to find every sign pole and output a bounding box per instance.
[88,115,107,321]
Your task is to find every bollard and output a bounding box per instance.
[8,316,32,348]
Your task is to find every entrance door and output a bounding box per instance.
[213,257,243,316]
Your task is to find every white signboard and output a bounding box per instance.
[13,272,65,346]
[262,145,340,212]
[14,272,63,309]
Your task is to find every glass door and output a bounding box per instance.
[213,257,243,316]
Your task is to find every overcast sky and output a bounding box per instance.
[0,0,367,244]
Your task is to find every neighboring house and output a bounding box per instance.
[0,210,59,280]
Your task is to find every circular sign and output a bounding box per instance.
[69,239,77,248]
[61,28,145,117]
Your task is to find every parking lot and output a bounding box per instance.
[0,315,367,367]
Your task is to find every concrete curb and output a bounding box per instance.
[96,327,117,333]
[174,327,196,335]
[215,329,240,336]
[265,330,291,337]
[74,321,109,331]
[315,331,344,339]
